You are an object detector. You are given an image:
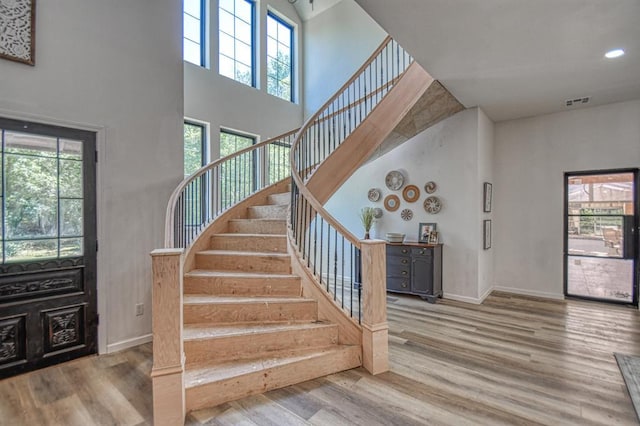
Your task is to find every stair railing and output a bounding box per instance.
[165,129,298,248]
[290,36,413,374]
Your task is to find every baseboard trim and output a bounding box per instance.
[106,333,152,354]
[492,286,564,301]
[442,293,483,305]
[478,285,494,303]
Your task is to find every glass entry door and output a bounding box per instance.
[565,170,638,304]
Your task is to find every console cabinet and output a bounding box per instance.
[386,243,442,303]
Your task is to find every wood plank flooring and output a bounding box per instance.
[1,291,639,425]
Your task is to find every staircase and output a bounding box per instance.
[180,186,361,411]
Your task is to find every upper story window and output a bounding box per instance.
[266,12,293,101]
[219,0,255,87]
[183,0,205,66]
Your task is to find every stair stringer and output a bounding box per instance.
[182,179,291,273]
[305,62,435,204]
[287,236,362,347]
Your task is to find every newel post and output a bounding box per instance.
[150,248,185,426]
[360,240,389,375]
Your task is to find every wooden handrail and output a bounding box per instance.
[164,128,299,247]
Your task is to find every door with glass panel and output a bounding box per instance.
[0,118,97,379]
[565,170,638,305]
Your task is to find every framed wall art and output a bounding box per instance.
[0,0,36,66]
[483,219,492,250]
[483,182,492,212]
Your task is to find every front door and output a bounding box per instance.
[0,117,97,379]
[564,170,638,305]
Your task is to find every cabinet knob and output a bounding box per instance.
[402,249,408,254]
[401,282,408,288]
[401,259,408,264]
[420,250,425,255]
[402,271,407,275]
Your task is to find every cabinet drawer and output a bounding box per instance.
[387,277,410,292]
[387,255,411,267]
[387,245,411,256]
[411,247,433,257]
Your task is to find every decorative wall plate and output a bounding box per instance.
[384,194,400,212]
[423,196,442,214]
[400,209,413,221]
[385,170,405,191]
[373,207,383,218]
[402,184,420,202]
[424,181,437,194]
[367,188,381,202]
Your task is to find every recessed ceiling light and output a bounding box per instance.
[605,49,625,59]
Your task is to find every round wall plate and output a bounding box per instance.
[385,170,405,191]
[384,194,400,212]
[401,208,413,221]
[367,188,381,202]
[424,181,437,194]
[423,196,442,214]
[373,207,383,218]
[402,184,420,202]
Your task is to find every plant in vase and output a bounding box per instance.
[359,207,376,239]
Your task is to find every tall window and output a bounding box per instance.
[184,122,206,226]
[219,0,254,86]
[183,0,205,66]
[219,130,255,208]
[267,13,293,101]
[184,122,206,177]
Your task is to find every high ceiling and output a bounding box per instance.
[307,0,640,122]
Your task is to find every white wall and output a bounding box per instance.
[303,0,387,118]
[185,0,304,156]
[325,108,494,302]
[477,108,495,299]
[494,99,640,299]
[0,0,184,352]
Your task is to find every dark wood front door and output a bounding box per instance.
[0,117,97,379]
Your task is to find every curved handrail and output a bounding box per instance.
[290,36,412,248]
[165,128,298,248]
[289,36,413,322]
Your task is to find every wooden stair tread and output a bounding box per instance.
[227,218,285,223]
[184,345,359,387]
[183,295,315,304]
[211,233,286,238]
[196,250,290,257]
[183,321,335,340]
[185,269,298,279]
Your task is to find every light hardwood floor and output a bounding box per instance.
[1,291,639,425]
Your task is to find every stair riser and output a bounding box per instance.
[195,253,290,273]
[185,346,362,411]
[184,276,301,297]
[184,326,339,367]
[183,301,317,324]
[228,220,286,234]
[267,193,290,205]
[209,235,287,253]
[247,205,288,219]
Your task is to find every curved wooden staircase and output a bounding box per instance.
[181,185,361,411]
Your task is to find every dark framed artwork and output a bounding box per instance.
[418,222,436,243]
[483,219,492,250]
[483,182,492,212]
[0,0,36,66]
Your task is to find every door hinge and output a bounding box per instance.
[96,240,99,252]
[95,151,98,162]
[96,314,100,325]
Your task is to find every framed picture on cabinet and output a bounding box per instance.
[483,219,492,250]
[418,222,436,243]
[483,182,492,212]
[428,231,439,244]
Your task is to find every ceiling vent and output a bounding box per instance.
[565,97,590,107]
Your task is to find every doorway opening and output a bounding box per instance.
[564,169,638,305]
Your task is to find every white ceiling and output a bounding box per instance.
[325,0,640,122]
